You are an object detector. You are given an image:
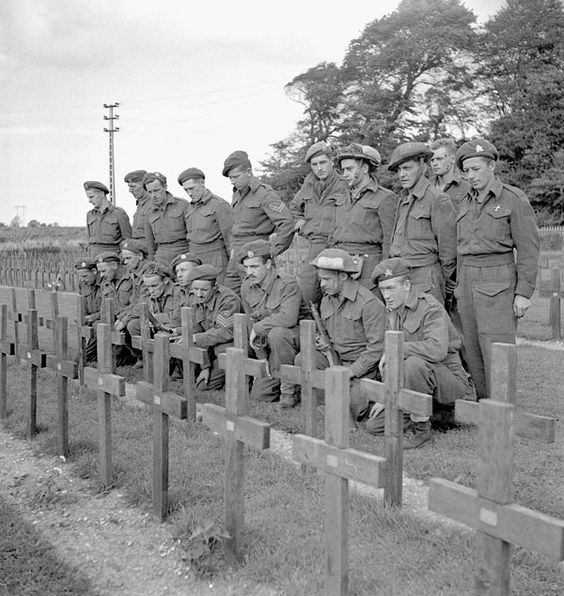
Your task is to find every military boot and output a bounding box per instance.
[279,391,298,409]
[403,420,432,449]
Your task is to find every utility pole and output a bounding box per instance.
[103,102,119,205]
[15,205,26,226]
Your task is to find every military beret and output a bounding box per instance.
[238,240,272,264]
[141,261,171,279]
[74,258,97,270]
[305,141,332,163]
[387,142,433,172]
[309,248,359,273]
[83,180,109,194]
[186,264,220,283]
[121,239,148,256]
[96,252,121,264]
[177,167,205,185]
[142,171,167,188]
[170,253,203,269]
[455,139,498,169]
[371,258,411,284]
[222,150,251,177]
[124,170,147,183]
[337,143,381,167]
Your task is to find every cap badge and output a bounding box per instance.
[247,251,255,258]
[494,205,500,212]
[475,144,484,152]
[384,267,393,277]
[81,261,86,267]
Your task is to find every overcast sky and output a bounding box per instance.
[1,0,502,226]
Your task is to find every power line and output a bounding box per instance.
[103,103,119,205]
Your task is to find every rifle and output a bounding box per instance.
[309,301,340,367]
[144,308,174,335]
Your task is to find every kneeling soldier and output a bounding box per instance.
[75,258,101,363]
[370,258,470,448]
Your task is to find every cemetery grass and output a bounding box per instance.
[519,294,564,341]
[1,361,561,593]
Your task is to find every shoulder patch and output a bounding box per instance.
[268,201,285,213]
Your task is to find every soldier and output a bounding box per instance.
[170,252,203,317]
[387,142,457,304]
[290,141,349,305]
[180,264,241,391]
[143,172,191,266]
[239,240,301,407]
[85,181,132,257]
[221,150,295,294]
[75,258,101,363]
[332,144,398,290]
[294,248,386,422]
[429,138,470,214]
[369,258,469,448]
[124,170,151,240]
[178,167,233,283]
[455,139,539,401]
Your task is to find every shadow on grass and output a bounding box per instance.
[0,496,94,595]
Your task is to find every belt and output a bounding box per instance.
[157,239,190,246]
[460,252,515,266]
[190,238,228,253]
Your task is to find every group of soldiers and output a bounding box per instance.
[81,138,539,449]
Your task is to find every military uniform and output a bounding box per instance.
[388,176,456,303]
[131,194,152,240]
[145,193,191,265]
[332,177,398,289]
[127,277,177,338]
[87,203,132,257]
[431,169,471,215]
[241,266,300,402]
[455,162,539,400]
[291,169,349,304]
[76,259,101,363]
[185,189,232,283]
[99,268,134,322]
[224,177,294,293]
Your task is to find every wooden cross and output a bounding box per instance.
[83,322,125,487]
[10,287,21,360]
[359,331,432,506]
[0,304,15,420]
[201,347,271,562]
[292,366,387,596]
[428,342,561,595]
[136,333,188,521]
[46,316,78,457]
[19,290,48,439]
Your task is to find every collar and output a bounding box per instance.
[351,175,378,200]
[410,175,431,200]
[339,277,360,303]
[192,188,213,206]
[151,192,176,210]
[251,267,277,292]
[469,176,503,204]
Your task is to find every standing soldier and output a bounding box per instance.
[75,258,101,363]
[290,141,349,305]
[387,142,457,304]
[429,138,470,214]
[178,167,233,283]
[332,144,398,289]
[124,170,151,240]
[143,172,191,266]
[455,139,539,400]
[221,150,295,294]
[85,181,131,257]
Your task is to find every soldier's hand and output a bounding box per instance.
[314,332,330,353]
[195,368,210,387]
[114,319,125,332]
[249,328,259,349]
[513,295,531,319]
[294,219,305,233]
[378,354,386,377]
[445,278,457,295]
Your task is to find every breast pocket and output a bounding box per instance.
[408,208,432,240]
[239,197,263,228]
[338,310,364,343]
[484,206,511,238]
[167,207,187,236]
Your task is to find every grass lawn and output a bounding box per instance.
[0,344,562,595]
[519,294,564,341]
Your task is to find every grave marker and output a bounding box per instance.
[0,304,15,419]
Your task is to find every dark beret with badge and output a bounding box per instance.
[83,180,109,194]
[455,139,498,170]
[75,257,97,271]
[121,239,148,256]
[309,248,359,273]
[238,239,272,264]
[387,142,433,172]
[142,171,167,189]
[305,141,333,163]
[124,170,147,183]
[170,253,203,269]
[222,150,252,177]
[141,261,172,279]
[96,252,121,264]
[371,257,412,284]
[178,167,205,185]
[186,264,220,283]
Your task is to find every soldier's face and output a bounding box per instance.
[77,269,97,285]
[397,160,425,190]
[121,250,142,272]
[127,181,145,200]
[228,166,252,191]
[143,274,165,298]
[310,155,333,181]
[379,277,411,310]
[175,262,198,287]
[340,158,366,188]
[243,256,270,285]
[146,180,167,206]
[462,157,495,192]
[182,179,206,202]
[318,269,345,297]
[430,148,454,177]
[191,280,214,303]
[97,262,118,280]
[87,189,105,209]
